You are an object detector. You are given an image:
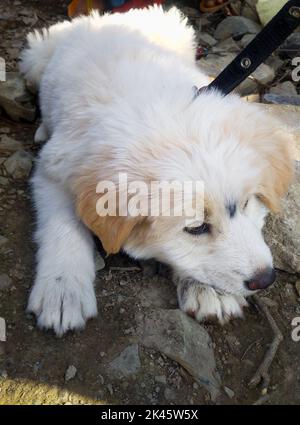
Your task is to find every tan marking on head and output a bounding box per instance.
[75,175,144,254]
[255,126,294,212]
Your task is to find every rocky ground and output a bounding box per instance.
[0,0,300,405]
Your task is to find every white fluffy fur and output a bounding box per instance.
[20,7,292,335]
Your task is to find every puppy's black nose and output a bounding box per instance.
[245,268,276,291]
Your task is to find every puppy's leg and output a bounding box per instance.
[28,168,97,336]
[176,278,248,324]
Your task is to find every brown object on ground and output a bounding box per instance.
[68,0,106,18]
[248,295,283,390]
[200,0,232,13]
[1,0,300,406]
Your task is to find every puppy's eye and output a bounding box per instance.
[184,223,211,235]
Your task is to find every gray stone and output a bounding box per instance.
[252,63,275,85]
[284,283,296,303]
[212,38,240,53]
[181,7,201,19]
[109,344,141,377]
[241,0,259,22]
[164,387,176,401]
[263,94,300,106]
[261,104,300,158]
[65,365,77,382]
[265,56,284,73]
[107,383,114,395]
[0,370,8,379]
[0,127,10,134]
[0,318,6,342]
[0,235,8,247]
[0,72,36,122]
[224,386,235,399]
[0,135,23,153]
[22,16,38,26]
[0,274,12,290]
[0,177,8,186]
[264,163,300,273]
[214,16,261,40]
[295,281,300,297]
[260,104,300,273]
[240,33,256,48]
[4,150,33,179]
[280,33,300,57]
[155,375,167,385]
[137,309,221,401]
[0,176,9,186]
[269,81,297,96]
[197,32,217,47]
[95,251,105,271]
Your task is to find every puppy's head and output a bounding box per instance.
[75,94,294,297]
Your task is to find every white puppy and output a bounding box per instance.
[20,7,293,336]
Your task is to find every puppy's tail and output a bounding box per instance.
[19,21,71,89]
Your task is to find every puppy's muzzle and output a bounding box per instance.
[244,267,276,291]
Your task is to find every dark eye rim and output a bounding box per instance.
[243,199,249,209]
[184,222,211,235]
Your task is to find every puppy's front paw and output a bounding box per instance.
[27,271,97,336]
[177,279,247,324]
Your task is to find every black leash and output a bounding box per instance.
[195,0,300,97]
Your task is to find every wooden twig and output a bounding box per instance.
[241,337,263,361]
[109,266,141,272]
[248,295,283,389]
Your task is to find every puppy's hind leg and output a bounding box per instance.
[28,166,97,336]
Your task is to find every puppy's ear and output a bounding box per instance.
[75,180,142,254]
[256,123,294,213]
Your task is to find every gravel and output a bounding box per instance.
[64,365,77,382]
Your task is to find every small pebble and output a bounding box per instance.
[0,274,12,291]
[295,281,300,297]
[155,375,167,385]
[95,252,105,271]
[164,388,176,401]
[98,374,104,385]
[0,317,6,342]
[224,386,235,399]
[107,384,114,395]
[0,370,8,379]
[65,365,77,382]
[261,387,268,396]
[0,235,8,247]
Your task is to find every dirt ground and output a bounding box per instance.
[0,0,300,405]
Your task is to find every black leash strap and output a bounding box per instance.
[196,0,300,97]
